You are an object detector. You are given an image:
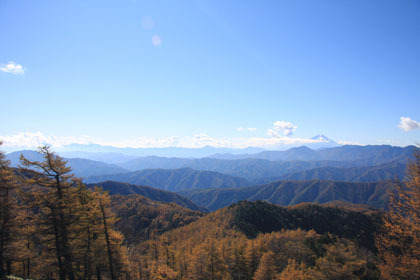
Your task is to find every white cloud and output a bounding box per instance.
[0,132,92,149]
[399,116,420,132]
[0,61,25,75]
[337,140,362,145]
[0,131,335,151]
[236,127,257,132]
[268,121,297,137]
[152,35,162,46]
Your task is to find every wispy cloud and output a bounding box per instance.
[152,35,162,46]
[399,117,420,132]
[236,127,257,132]
[0,61,25,75]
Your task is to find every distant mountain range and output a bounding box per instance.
[209,145,417,163]
[255,161,407,184]
[7,145,417,185]
[56,143,265,158]
[117,157,361,181]
[179,180,394,211]
[116,145,416,182]
[85,168,251,191]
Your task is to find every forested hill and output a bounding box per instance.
[88,181,206,212]
[110,194,204,244]
[162,200,382,252]
[230,201,381,250]
[85,167,251,191]
[179,180,394,211]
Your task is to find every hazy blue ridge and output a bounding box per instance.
[178,180,394,211]
[85,167,252,191]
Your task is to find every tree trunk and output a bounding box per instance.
[99,199,116,280]
[6,261,10,276]
[51,207,66,280]
[96,265,102,280]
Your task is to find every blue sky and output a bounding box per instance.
[1,0,419,150]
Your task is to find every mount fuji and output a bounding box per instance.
[306,134,341,150]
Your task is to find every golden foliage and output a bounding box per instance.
[376,153,420,279]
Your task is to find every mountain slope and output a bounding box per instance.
[6,150,129,177]
[88,181,206,211]
[163,200,381,251]
[111,194,204,244]
[85,168,252,191]
[179,180,394,211]
[119,157,356,181]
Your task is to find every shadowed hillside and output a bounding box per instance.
[88,181,206,212]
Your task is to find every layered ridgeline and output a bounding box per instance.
[115,145,417,182]
[7,145,417,183]
[209,144,417,163]
[88,181,206,211]
[255,161,406,184]
[6,150,129,177]
[179,180,394,211]
[85,168,251,191]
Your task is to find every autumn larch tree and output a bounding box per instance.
[376,152,420,279]
[0,142,19,279]
[20,146,78,280]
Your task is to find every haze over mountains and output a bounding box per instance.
[6,144,418,211]
[179,180,394,211]
[2,134,339,159]
[85,168,251,191]
[56,143,266,159]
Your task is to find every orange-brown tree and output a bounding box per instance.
[0,142,19,279]
[20,146,81,280]
[376,152,420,279]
